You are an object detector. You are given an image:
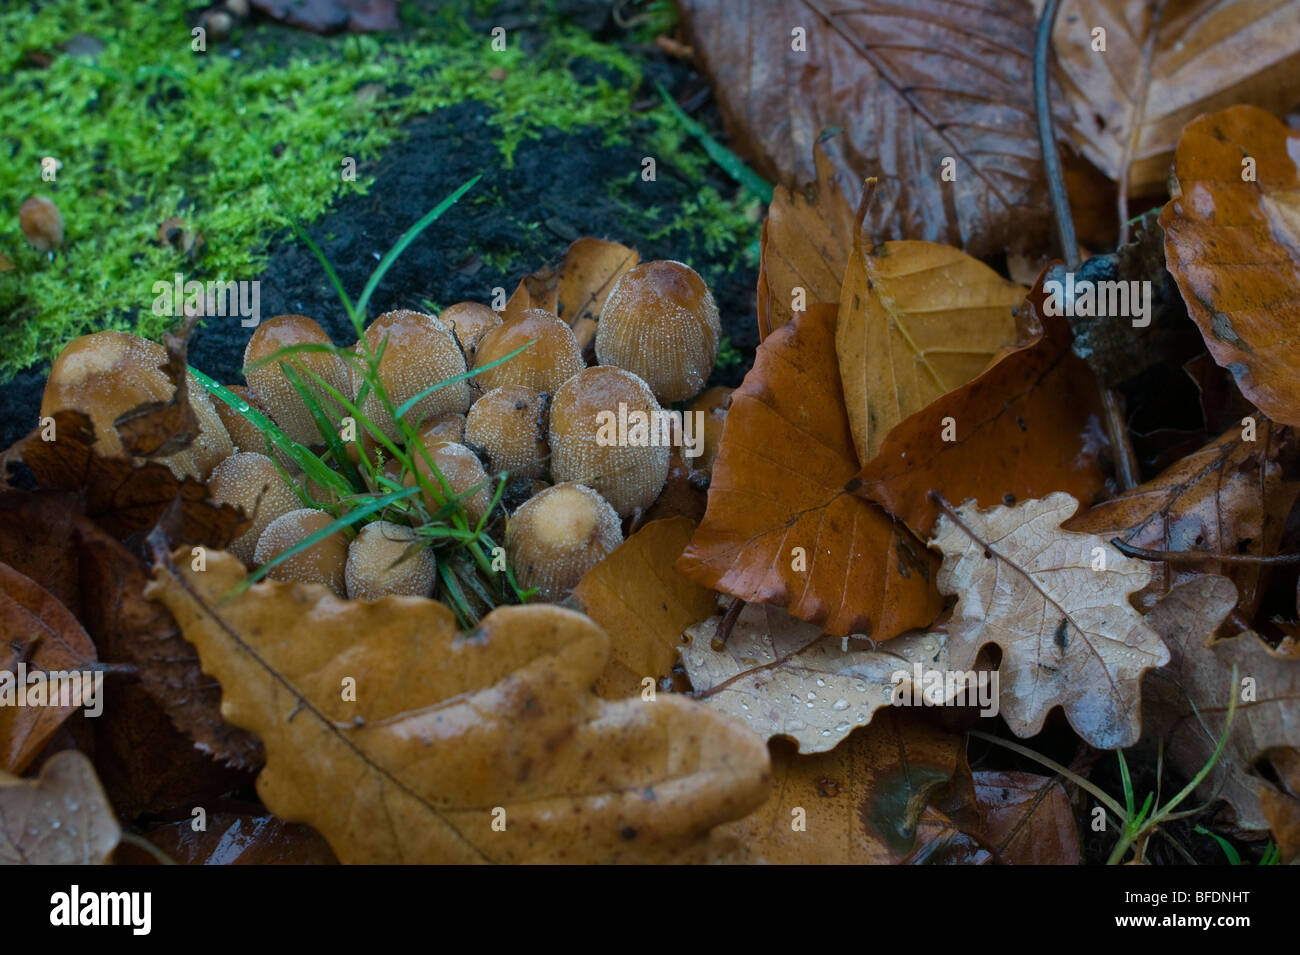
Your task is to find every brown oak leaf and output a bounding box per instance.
[0,750,119,864]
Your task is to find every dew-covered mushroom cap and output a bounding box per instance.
[506,482,622,602]
[472,308,584,394]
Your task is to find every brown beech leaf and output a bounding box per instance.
[932,493,1169,749]
[712,711,962,863]
[968,770,1081,865]
[679,0,1050,255]
[1142,575,1300,830]
[113,313,199,459]
[1063,419,1299,618]
[0,750,119,864]
[681,602,956,753]
[0,562,98,773]
[1053,1,1300,196]
[676,305,942,639]
[855,311,1109,539]
[836,240,1026,465]
[145,547,770,863]
[0,491,81,611]
[572,517,717,699]
[758,144,854,339]
[1161,105,1300,425]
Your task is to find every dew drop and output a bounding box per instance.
[831,699,849,711]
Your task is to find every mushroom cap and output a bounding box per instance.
[213,385,271,454]
[409,439,494,526]
[595,260,720,403]
[506,482,622,602]
[439,302,502,364]
[253,507,348,596]
[548,366,670,517]
[208,451,301,565]
[416,412,466,446]
[20,196,63,252]
[243,314,350,446]
[356,309,471,440]
[345,521,436,600]
[472,308,584,394]
[41,330,233,479]
[464,384,549,480]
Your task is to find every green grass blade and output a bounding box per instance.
[283,214,360,330]
[394,339,534,418]
[278,360,366,492]
[655,82,773,203]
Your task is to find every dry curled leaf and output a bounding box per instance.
[0,750,119,864]
[676,305,942,639]
[572,516,716,698]
[1063,419,1299,618]
[968,770,1081,865]
[679,0,1051,255]
[681,602,955,753]
[1161,105,1300,426]
[1053,0,1300,196]
[1142,575,1300,830]
[836,239,1025,465]
[145,547,770,863]
[932,493,1169,749]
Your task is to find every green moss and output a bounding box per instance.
[0,0,758,380]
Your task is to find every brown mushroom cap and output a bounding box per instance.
[20,196,63,252]
[506,482,622,601]
[439,302,502,365]
[464,384,549,479]
[548,366,670,517]
[344,521,436,600]
[208,451,301,565]
[409,439,494,526]
[472,308,584,394]
[41,330,233,479]
[243,314,350,446]
[213,385,271,454]
[356,309,471,440]
[418,412,466,446]
[595,260,720,403]
[253,507,348,596]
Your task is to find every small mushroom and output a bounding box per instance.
[213,384,271,454]
[244,315,350,447]
[506,482,622,601]
[464,384,549,479]
[595,260,720,403]
[344,521,435,600]
[208,451,300,565]
[439,301,502,365]
[356,309,471,441]
[409,438,494,526]
[253,507,348,596]
[416,411,466,446]
[472,308,584,394]
[40,330,233,479]
[548,366,669,517]
[19,196,63,252]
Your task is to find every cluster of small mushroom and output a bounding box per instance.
[39,259,726,606]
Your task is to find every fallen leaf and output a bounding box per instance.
[676,305,943,639]
[969,770,1081,865]
[1063,419,1299,618]
[1161,105,1300,426]
[1141,575,1300,830]
[712,711,962,863]
[572,517,717,698]
[0,561,98,773]
[502,237,639,350]
[1053,0,1300,196]
[0,750,119,864]
[112,313,200,460]
[1260,783,1300,863]
[145,546,770,863]
[758,144,854,339]
[681,601,957,753]
[679,0,1051,255]
[836,239,1025,465]
[119,804,337,865]
[250,0,398,33]
[855,308,1109,539]
[931,493,1169,749]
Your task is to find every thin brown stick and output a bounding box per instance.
[1100,387,1140,491]
[712,597,745,651]
[1109,538,1300,566]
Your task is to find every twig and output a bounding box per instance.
[712,597,744,651]
[1109,538,1300,566]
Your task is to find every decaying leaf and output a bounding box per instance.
[120,805,338,865]
[677,305,943,639]
[681,601,959,753]
[502,237,639,350]
[856,312,1109,539]
[1141,575,1300,831]
[1063,419,1299,618]
[712,711,963,863]
[1053,0,1300,196]
[679,0,1051,255]
[836,240,1025,465]
[112,312,200,459]
[1161,105,1300,426]
[932,493,1169,749]
[0,561,98,774]
[968,770,1080,865]
[572,517,717,698]
[145,547,770,863]
[0,750,120,864]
